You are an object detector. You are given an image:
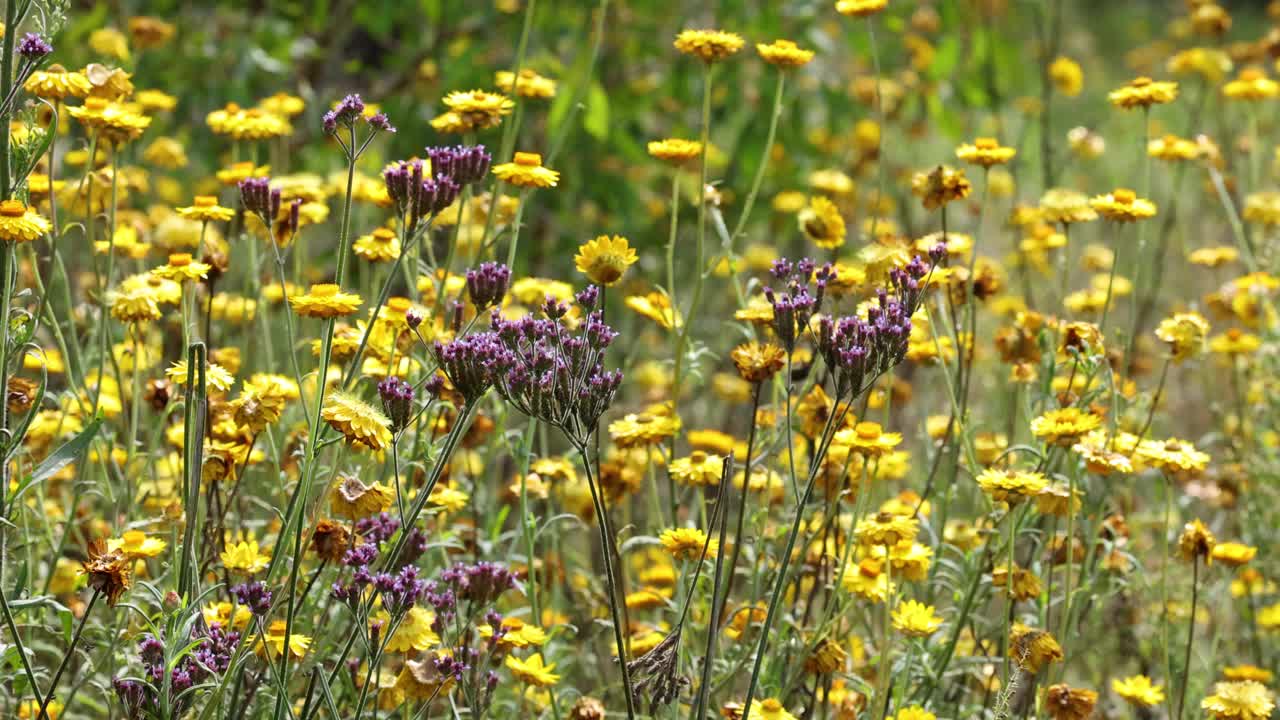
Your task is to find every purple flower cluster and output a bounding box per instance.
[466,261,511,310]
[17,33,52,59]
[114,622,240,719]
[372,564,427,614]
[238,176,281,218]
[231,580,273,616]
[815,254,935,399]
[427,144,493,186]
[378,375,415,433]
[764,258,833,352]
[383,159,461,232]
[484,289,623,443]
[322,93,393,134]
[433,331,504,405]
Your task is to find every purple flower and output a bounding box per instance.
[466,262,511,310]
[367,111,395,133]
[231,581,273,617]
[427,145,493,186]
[17,33,52,59]
[237,176,280,220]
[378,376,415,433]
[323,93,366,134]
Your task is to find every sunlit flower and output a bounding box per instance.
[492,152,559,188]
[892,600,942,637]
[1108,76,1178,109]
[290,284,363,318]
[322,392,392,451]
[1113,675,1165,707]
[574,235,637,286]
[756,39,814,68]
[1201,681,1275,720]
[956,137,1016,167]
[673,29,745,63]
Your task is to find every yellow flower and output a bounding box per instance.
[1224,67,1279,101]
[1213,542,1258,568]
[1136,437,1210,475]
[379,606,440,653]
[756,39,814,68]
[437,89,514,131]
[673,29,745,63]
[290,284,363,318]
[152,252,211,283]
[834,421,902,458]
[911,165,971,210]
[18,699,64,719]
[892,708,936,720]
[731,342,786,383]
[492,152,559,188]
[107,530,167,559]
[1244,191,1280,227]
[205,103,290,140]
[165,360,235,392]
[659,527,718,560]
[331,475,393,519]
[0,200,51,243]
[221,540,270,574]
[647,138,703,165]
[1045,684,1098,720]
[1108,76,1179,109]
[956,137,1017,167]
[609,412,681,448]
[1150,134,1201,161]
[976,467,1048,504]
[1210,329,1261,356]
[835,0,888,17]
[68,97,152,142]
[495,69,556,99]
[1090,188,1157,222]
[745,698,798,720]
[1155,312,1210,361]
[1201,681,1275,720]
[108,286,161,324]
[669,451,725,486]
[798,195,846,249]
[1049,56,1083,96]
[892,600,942,637]
[353,227,401,263]
[1113,675,1165,707]
[574,235,637,286]
[840,559,895,603]
[1009,623,1063,672]
[1178,519,1216,563]
[1039,188,1097,225]
[254,619,311,661]
[1225,667,1274,684]
[854,511,917,547]
[1030,408,1101,446]
[626,290,682,330]
[24,64,92,100]
[322,392,392,451]
[506,653,561,687]
[176,196,235,223]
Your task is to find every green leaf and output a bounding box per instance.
[583,81,610,141]
[9,414,102,505]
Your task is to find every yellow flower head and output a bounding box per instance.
[1224,67,1279,101]
[322,392,392,451]
[956,137,1017,168]
[836,0,888,17]
[1039,188,1097,225]
[0,200,51,243]
[1201,681,1275,720]
[1155,312,1210,361]
[659,527,718,561]
[575,235,637,286]
[152,252,210,283]
[798,195,847,249]
[976,467,1048,504]
[892,600,943,637]
[1108,76,1178,109]
[437,89,514,132]
[495,69,556,99]
[493,152,559,188]
[911,165,971,210]
[757,39,815,68]
[1030,408,1102,446]
[290,284,363,318]
[1090,188,1157,222]
[1113,675,1165,708]
[176,196,235,223]
[221,540,270,575]
[648,138,703,165]
[1049,56,1083,96]
[673,29,745,63]
[506,653,561,687]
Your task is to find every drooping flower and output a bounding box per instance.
[574,235,637,286]
[322,392,392,451]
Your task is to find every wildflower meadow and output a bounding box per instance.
[0,1,1277,719]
